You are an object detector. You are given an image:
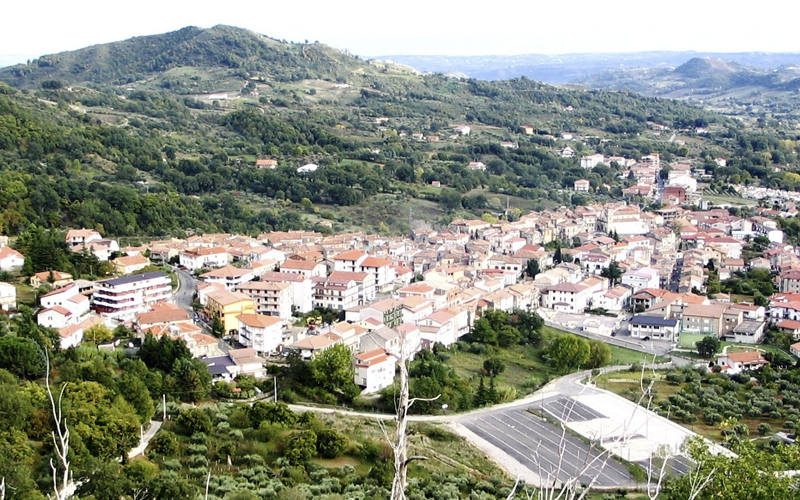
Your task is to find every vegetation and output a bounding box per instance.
[0,24,770,239]
[599,364,800,443]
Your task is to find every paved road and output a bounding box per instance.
[127,420,163,458]
[173,267,197,311]
[172,267,231,353]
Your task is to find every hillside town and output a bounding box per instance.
[3,152,800,392]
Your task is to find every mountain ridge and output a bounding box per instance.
[0,25,363,88]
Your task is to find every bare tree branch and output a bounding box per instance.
[45,351,71,500]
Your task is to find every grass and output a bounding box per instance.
[14,281,35,308]
[445,326,669,399]
[447,344,551,397]
[702,194,758,207]
[677,335,792,359]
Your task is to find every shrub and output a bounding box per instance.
[148,430,179,456]
[176,409,212,435]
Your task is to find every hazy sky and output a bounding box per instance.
[3,0,800,67]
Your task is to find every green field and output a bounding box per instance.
[445,326,669,399]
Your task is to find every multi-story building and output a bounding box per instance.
[0,282,15,311]
[357,298,404,328]
[542,282,589,313]
[200,265,255,290]
[629,315,680,341]
[681,303,727,337]
[258,271,314,313]
[204,290,255,335]
[354,348,396,393]
[92,272,172,320]
[235,281,293,319]
[314,271,376,311]
[237,314,284,354]
[179,246,229,270]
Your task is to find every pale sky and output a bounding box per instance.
[3,0,800,67]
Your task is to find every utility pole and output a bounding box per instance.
[162,394,166,421]
[273,376,277,403]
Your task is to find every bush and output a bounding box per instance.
[148,430,179,456]
[161,459,182,471]
[316,428,347,459]
[176,408,212,435]
[284,430,318,465]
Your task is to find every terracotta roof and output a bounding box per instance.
[238,314,283,328]
[360,256,392,268]
[355,348,392,367]
[333,249,367,261]
[113,254,150,267]
[280,260,320,271]
[201,265,253,278]
[136,309,191,325]
[207,290,254,306]
[724,351,767,364]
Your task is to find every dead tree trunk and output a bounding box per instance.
[45,353,71,500]
[384,330,437,500]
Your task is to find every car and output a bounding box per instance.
[642,336,651,341]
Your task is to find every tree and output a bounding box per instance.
[166,358,211,402]
[586,340,612,369]
[497,325,522,347]
[45,352,72,500]
[525,258,540,278]
[249,401,297,428]
[310,343,357,396]
[664,439,795,499]
[140,333,192,373]
[601,260,623,286]
[553,244,563,264]
[316,428,347,458]
[439,189,463,212]
[469,317,497,345]
[695,336,720,358]
[284,429,317,465]
[175,408,212,435]
[148,430,179,456]
[546,335,590,372]
[0,337,45,379]
[483,357,506,378]
[85,324,113,345]
[511,309,544,346]
[118,372,155,423]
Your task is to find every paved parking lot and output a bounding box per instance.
[459,405,635,487]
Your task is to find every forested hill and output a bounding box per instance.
[580,57,800,120]
[0,27,796,240]
[0,25,363,88]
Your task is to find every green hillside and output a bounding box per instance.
[0,26,796,239]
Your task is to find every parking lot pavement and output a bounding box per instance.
[459,406,635,487]
[539,396,607,423]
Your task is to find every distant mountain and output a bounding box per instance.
[0,25,363,89]
[377,52,800,84]
[577,56,800,119]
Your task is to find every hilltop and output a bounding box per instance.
[0,25,365,88]
[0,26,793,240]
[580,57,800,120]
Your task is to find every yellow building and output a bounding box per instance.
[205,290,256,335]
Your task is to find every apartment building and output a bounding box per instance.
[92,272,172,320]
